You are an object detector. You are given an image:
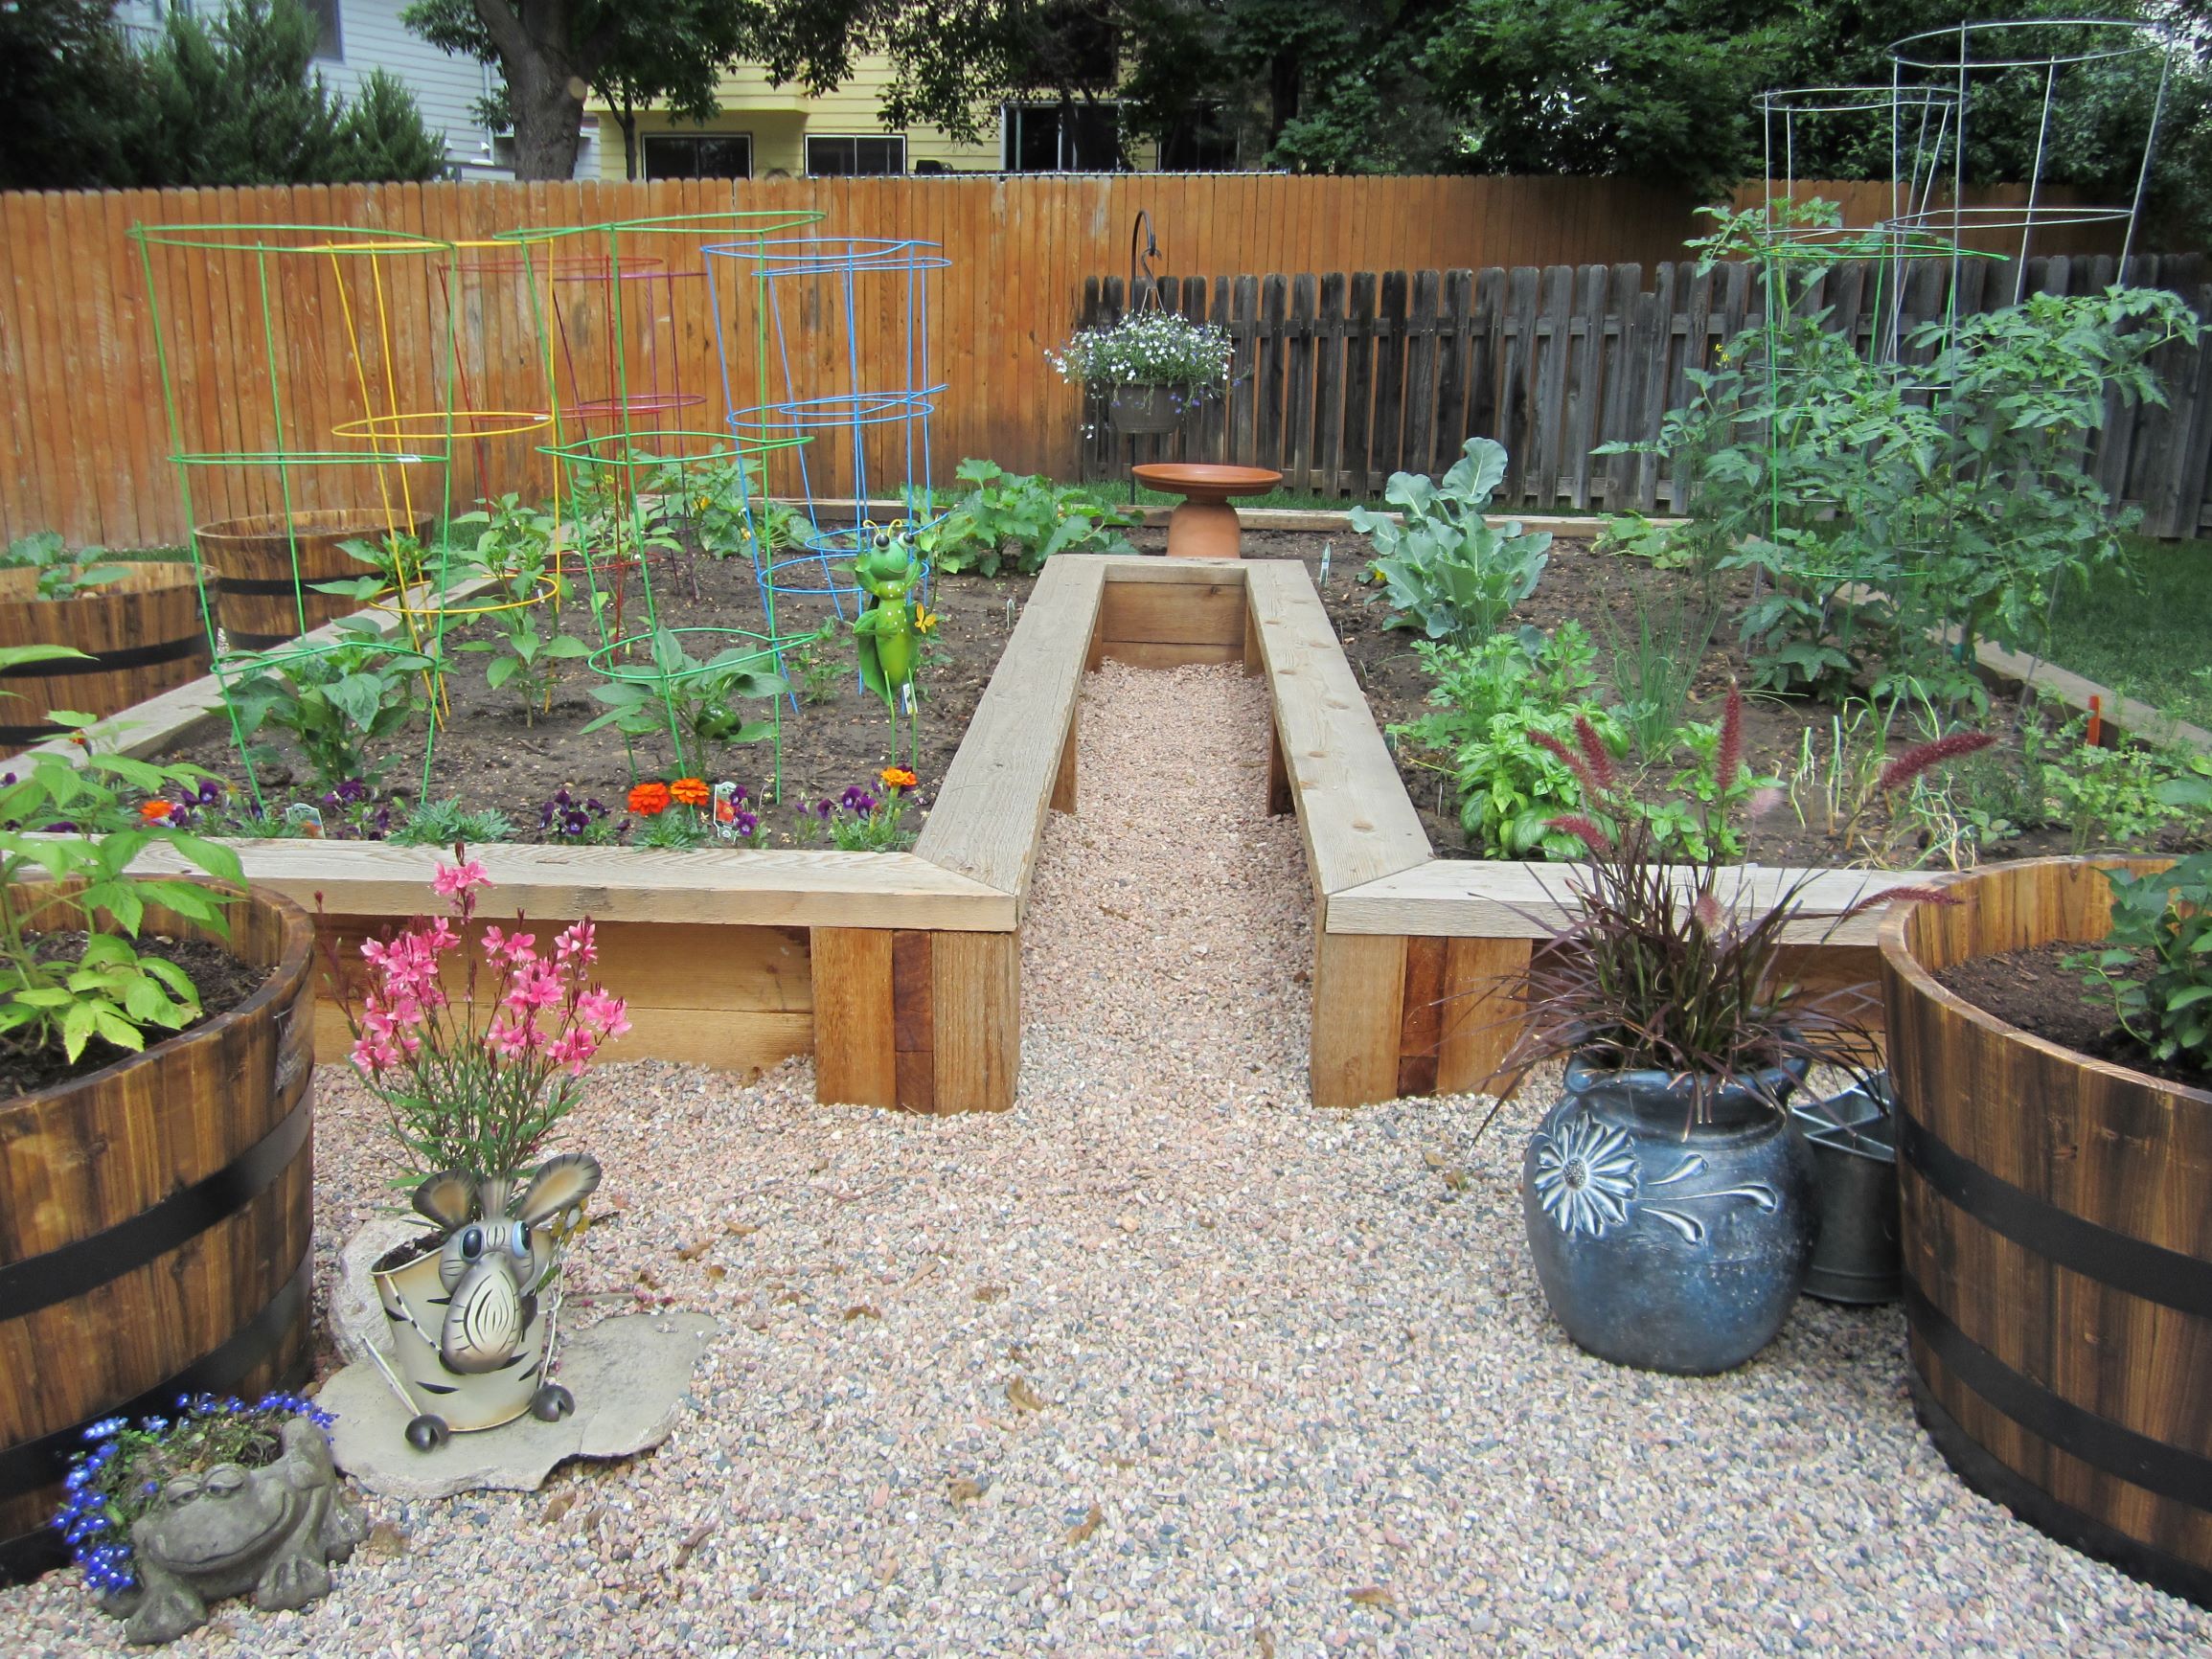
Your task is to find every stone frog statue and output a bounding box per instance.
[114,1417,366,1646]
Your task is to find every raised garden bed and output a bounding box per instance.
[1215,530,2210,869]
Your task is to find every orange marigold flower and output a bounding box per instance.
[139,799,173,823]
[878,766,918,794]
[627,781,673,817]
[670,777,710,808]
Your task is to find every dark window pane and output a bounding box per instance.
[301,0,341,59]
[696,136,751,178]
[1014,108,1059,171]
[642,135,752,181]
[642,136,698,179]
[808,136,903,176]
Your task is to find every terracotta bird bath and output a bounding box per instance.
[1132,464,1283,559]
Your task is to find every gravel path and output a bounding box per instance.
[6,660,2206,1656]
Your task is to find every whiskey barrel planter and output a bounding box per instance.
[197,510,430,651]
[0,564,210,748]
[1880,856,2212,1606]
[0,881,317,1582]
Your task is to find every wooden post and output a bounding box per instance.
[1436,937,1532,1096]
[1051,706,1079,815]
[1311,932,1407,1108]
[810,926,897,1108]
[931,931,1021,1112]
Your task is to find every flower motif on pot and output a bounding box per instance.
[1530,1111,1639,1237]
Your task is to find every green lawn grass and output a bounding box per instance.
[2042,534,2212,729]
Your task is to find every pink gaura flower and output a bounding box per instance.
[432,858,491,899]
[549,1026,602,1077]
[502,959,565,1016]
[555,920,597,966]
[483,925,536,966]
[485,1013,544,1058]
[576,987,629,1041]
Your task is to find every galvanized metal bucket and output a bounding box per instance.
[1791,1076,1901,1305]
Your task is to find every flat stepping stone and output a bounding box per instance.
[317,1311,717,1500]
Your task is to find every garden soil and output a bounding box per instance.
[174,557,1038,834]
[1935,938,2203,1089]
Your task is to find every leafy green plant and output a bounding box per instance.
[389,797,515,847]
[1356,438,1551,648]
[2039,718,2212,853]
[1394,623,1624,858]
[920,461,1137,576]
[1633,204,2199,705]
[227,620,434,793]
[0,653,242,1065]
[316,529,433,607]
[1,531,127,600]
[582,628,786,777]
[2073,853,2212,1075]
[644,452,799,559]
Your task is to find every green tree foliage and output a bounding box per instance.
[0,0,146,190]
[402,0,773,181]
[0,0,445,190]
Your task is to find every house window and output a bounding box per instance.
[1002,102,1123,172]
[1159,107,1240,171]
[300,0,341,60]
[805,135,906,176]
[642,133,753,180]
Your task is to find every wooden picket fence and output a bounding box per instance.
[1079,253,2212,537]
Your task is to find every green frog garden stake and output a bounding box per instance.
[850,523,935,773]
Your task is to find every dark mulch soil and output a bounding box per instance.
[0,932,272,1098]
[1934,938,2209,1091]
[174,551,1037,834]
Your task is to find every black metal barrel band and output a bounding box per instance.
[1897,1111,2212,1319]
[0,635,206,678]
[0,1080,312,1323]
[1904,1278,2212,1514]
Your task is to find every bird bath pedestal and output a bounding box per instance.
[1132,464,1284,559]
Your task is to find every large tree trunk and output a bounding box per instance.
[507,54,586,180]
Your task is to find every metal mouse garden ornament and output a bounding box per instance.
[327,854,628,1450]
[371,1154,602,1447]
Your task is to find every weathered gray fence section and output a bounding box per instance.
[1078,254,2212,538]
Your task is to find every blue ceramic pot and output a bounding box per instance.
[1521,1055,1819,1375]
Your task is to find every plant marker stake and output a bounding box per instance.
[2086,694,2104,749]
[1319,542,1332,589]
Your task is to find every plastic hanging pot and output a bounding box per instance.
[1106,383,1188,436]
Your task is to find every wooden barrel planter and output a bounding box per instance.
[0,564,210,749]
[1880,856,2212,1606]
[197,510,430,651]
[0,881,317,1582]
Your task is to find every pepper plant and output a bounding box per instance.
[226,619,435,794]
[2074,853,2212,1075]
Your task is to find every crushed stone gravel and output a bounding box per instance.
[3,660,2204,1656]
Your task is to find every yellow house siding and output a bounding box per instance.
[593,55,996,180]
[592,53,1161,179]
